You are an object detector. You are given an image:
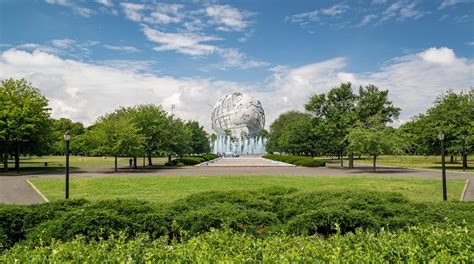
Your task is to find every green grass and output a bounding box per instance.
[354,155,474,172]
[0,156,168,175]
[31,175,466,203]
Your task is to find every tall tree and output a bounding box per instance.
[91,111,144,172]
[305,83,356,165]
[266,111,311,153]
[0,78,51,172]
[185,121,210,154]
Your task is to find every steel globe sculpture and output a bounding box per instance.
[211,93,266,155]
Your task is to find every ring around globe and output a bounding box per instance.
[211,93,266,155]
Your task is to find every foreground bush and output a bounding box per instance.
[2,224,472,263]
[264,154,325,167]
[1,188,473,252]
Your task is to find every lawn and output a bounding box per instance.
[323,155,474,172]
[30,175,467,203]
[0,155,168,175]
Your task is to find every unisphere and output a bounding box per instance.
[211,93,266,155]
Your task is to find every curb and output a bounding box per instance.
[26,179,49,202]
[460,179,470,202]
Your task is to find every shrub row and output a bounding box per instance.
[263,154,326,167]
[2,224,472,262]
[165,154,219,167]
[1,189,473,251]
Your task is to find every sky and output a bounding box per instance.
[0,0,473,131]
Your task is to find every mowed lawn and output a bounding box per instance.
[0,156,168,175]
[30,175,467,203]
[353,155,474,172]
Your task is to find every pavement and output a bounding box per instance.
[199,156,295,167]
[1,157,473,204]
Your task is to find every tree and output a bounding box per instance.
[305,83,400,167]
[266,111,311,153]
[347,118,403,172]
[50,118,84,155]
[91,111,144,172]
[397,89,473,170]
[356,84,400,127]
[132,105,170,166]
[0,78,52,172]
[185,121,210,154]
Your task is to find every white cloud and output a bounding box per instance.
[215,48,269,69]
[357,14,378,27]
[0,48,245,127]
[103,44,140,53]
[142,26,220,56]
[4,47,469,129]
[205,5,252,31]
[45,0,93,17]
[439,0,472,9]
[286,3,349,25]
[50,38,75,49]
[95,0,113,7]
[467,41,474,46]
[379,1,430,23]
[142,3,183,25]
[121,3,145,22]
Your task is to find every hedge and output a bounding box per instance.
[263,154,325,167]
[2,224,472,263]
[1,188,473,251]
[165,154,219,166]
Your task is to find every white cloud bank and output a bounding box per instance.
[1,47,472,130]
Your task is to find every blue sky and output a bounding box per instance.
[0,0,473,129]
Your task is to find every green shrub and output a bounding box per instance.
[2,224,472,262]
[1,189,473,251]
[263,155,325,167]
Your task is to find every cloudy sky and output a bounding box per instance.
[0,0,473,130]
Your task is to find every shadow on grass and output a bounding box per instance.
[0,166,81,176]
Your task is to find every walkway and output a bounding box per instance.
[198,156,295,167]
[1,159,473,204]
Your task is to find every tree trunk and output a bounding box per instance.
[462,152,468,171]
[168,155,172,163]
[373,154,377,172]
[143,156,145,167]
[114,156,118,172]
[2,152,7,171]
[340,153,343,167]
[133,157,137,169]
[15,142,20,174]
[349,153,354,169]
[450,155,454,163]
[147,154,152,166]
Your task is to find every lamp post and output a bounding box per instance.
[64,130,71,199]
[438,132,447,202]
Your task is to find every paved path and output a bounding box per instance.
[1,157,473,204]
[199,156,295,167]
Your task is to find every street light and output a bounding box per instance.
[64,130,71,199]
[438,132,447,202]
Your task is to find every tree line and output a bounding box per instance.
[266,83,474,171]
[0,78,210,172]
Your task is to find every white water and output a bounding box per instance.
[211,134,266,154]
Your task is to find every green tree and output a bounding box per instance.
[356,84,400,127]
[404,88,474,170]
[347,118,403,172]
[91,111,144,172]
[132,105,170,166]
[266,111,310,153]
[50,118,84,155]
[0,78,52,172]
[185,121,210,154]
